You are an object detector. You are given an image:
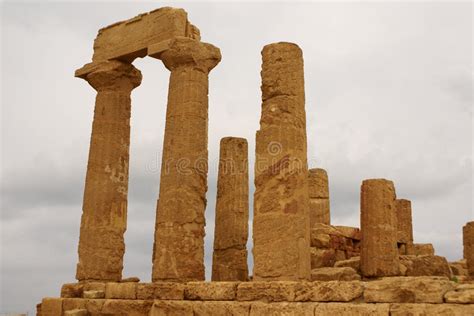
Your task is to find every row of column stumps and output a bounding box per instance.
[75,34,474,282]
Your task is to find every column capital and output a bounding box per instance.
[160,38,221,73]
[75,60,142,92]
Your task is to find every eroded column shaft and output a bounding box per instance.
[308,168,330,226]
[253,42,311,281]
[360,179,400,277]
[76,61,142,281]
[395,199,415,255]
[463,221,474,277]
[152,38,221,282]
[212,137,249,281]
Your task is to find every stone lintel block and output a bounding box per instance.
[148,39,173,59]
[389,303,474,315]
[184,281,239,300]
[249,301,315,315]
[136,282,185,300]
[314,303,390,315]
[91,8,199,62]
[40,298,63,316]
[61,283,84,298]
[105,282,137,299]
[102,299,153,315]
[364,277,454,303]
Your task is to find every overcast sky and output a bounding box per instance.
[1,1,472,314]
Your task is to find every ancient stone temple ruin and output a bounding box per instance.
[38,7,473,316]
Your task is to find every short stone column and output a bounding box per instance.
[212,137,249,281]
[463,221,474,277]
[308,168,330,226]
[395,199,415,255]
[360,179,400,277]
[253,42,311,281]
[152,38,221,282]
[75,60,142,281]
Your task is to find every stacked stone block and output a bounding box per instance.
[360,179,400,277]
[308,168,330,226]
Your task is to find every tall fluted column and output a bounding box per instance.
[253,42,311,281]
[360,179,400,277]
[75,60,142,281]
[212,137,249,281]
[152,38,221,282]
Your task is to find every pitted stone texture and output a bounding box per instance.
[464,221,474,277]
[360,179,399,277]
[61,283,84,298]
[399,255,452,278]
[193,301,251,316]
[83,290,105,299]
[76,60,142,282]
[136,282,184,300]
[364,277,454,303]
[450,259,468,276]
[105,282,137,299]
[335,257,361,273]
[444,284,474,304]
[102,299,152,315]
[40,298,63,316]
[307,281,364,302]
[308,168,330,226]
[152,38,221,282]
[311,267,361,281]
[150,300,193,316]
[253,42,311,281]
[185,282,238,300]
[237,281,363,302]
[63,298,86,311]
[314,303,390,315]
[212,137,249,281]
[64,309,88,316]
[414,243,435,256]
[237,281,304,302]
[249,302,314,315]
[389,303,474,315]
[395,199,414,245]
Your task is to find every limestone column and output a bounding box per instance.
[308,168,330,226]
[395,199,415,255]
[75,60,142,281]
[212,137,249,281]
[253,42,311,281]
[463,221,474,277]
[152,38,221,282]
[360,179,400,277]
